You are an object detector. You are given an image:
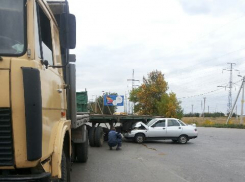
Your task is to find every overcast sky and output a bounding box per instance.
[69,0,245,114]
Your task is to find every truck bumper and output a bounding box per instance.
[0,172,51,182]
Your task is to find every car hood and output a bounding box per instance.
[133,122,149,130]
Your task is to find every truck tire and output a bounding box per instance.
[89,127,96,147]
[95,126,104,147]
[71,142,76,162]
[76,137,88,163]
[104,133,108,141]
[103,128,109,141]
[60,151,70,182]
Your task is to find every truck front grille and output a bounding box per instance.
[0,108,14,166]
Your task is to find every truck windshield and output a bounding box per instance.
[0,0,25,56]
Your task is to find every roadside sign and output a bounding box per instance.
[104,95,124,106]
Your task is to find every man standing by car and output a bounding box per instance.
[108,127,122,150]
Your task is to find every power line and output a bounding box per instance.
[178,88,224,100]
[178,80,242,100]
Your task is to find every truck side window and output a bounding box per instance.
[37,5,53,65]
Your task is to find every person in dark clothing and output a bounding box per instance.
[108,127,122,150]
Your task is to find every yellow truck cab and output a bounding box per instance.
[0,0,88,181]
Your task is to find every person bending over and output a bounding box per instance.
[108,127,122,150]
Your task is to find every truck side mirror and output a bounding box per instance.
[60,13,76,49]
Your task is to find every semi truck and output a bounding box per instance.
[0,0,89,181]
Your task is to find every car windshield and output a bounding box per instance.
[146,118,158,126]
[0,0,25,55]
[178,120,187,126]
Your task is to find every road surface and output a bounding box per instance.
[71,127,245,182]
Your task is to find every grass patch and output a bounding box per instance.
[182,117,245,129]
[202,123,245,129]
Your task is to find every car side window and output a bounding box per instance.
[152,120,165,127]
[167,119,180,127]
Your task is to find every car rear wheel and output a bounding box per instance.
[178,135,188,144]
[135,134,145,144]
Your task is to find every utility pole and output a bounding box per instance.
[236,105,238,120]
[127,69,139,114]
[208,106,209,113]
[203,97,206,118]
[124,92,127,113]
[226,76,244,124]
[200,101,202,117]
[221,63,236,113]
[227,63,236,114]
[192,104,193,114]
[95,96,97,113]
[240,77,245,124]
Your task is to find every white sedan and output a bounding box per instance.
[123,118,198,144]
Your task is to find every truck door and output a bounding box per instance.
[147,119,166,137]
[166,119,182,137]
[34,2,66,158]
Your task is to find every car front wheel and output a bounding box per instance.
[178,135,188,144]
[134,134,145,144]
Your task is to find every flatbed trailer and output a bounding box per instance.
[90,114,156,130]
[87,114,163,147]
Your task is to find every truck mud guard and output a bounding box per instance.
[22,67,42,161]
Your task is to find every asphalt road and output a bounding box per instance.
[71,127,245,182]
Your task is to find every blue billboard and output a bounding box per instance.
[103,95,124,106]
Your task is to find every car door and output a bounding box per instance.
[166,119,183,137]
[146,119,167,137]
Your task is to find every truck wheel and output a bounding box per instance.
[95,126,104,147]
[135,134,145,144]
[178,135,188,144]
[71,142,76,162]
[104,133,108,141]
[89,127,96,147]
[103,128,109,141]
[76,137,88,163]
[60,151,70,182]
